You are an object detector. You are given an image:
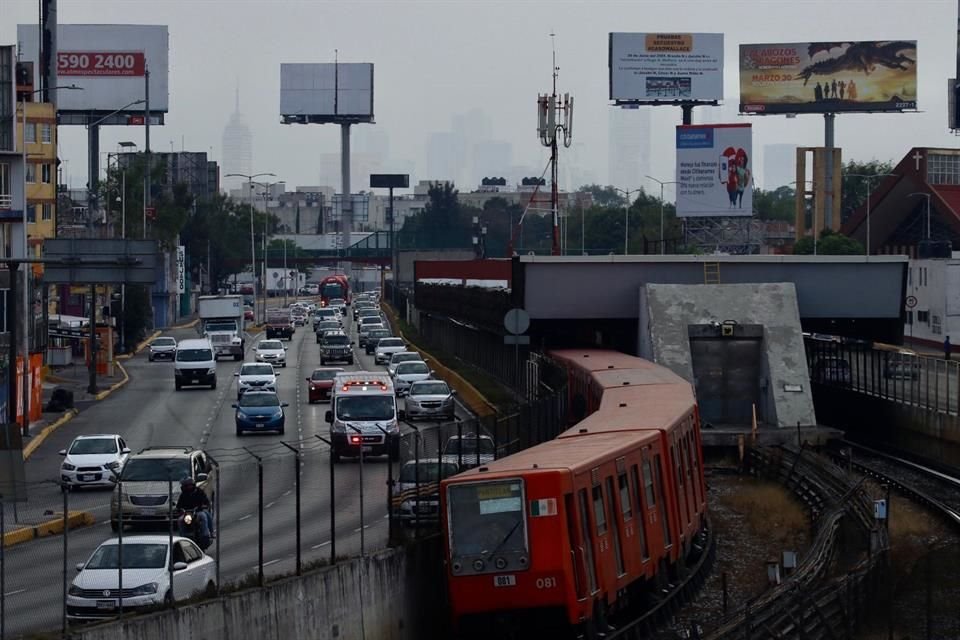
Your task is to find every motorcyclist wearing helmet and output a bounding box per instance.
[176,477,212,542]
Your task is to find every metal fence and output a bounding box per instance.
[805,338,960,416]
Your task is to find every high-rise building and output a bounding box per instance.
[608,106,651,191]
[221,85,252,193]
[762,143,797,191]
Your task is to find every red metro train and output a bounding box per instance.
[440,349,708,638]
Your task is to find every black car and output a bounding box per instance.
[364,328,392,355]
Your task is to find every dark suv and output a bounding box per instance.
[320,331,354,365]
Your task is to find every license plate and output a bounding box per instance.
[78,474,91,481]
[362,446,373,453]
[493,575,516,587]
[139,509,156,516]
[96,600,116,610]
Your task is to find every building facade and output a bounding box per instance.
[19,102,57,256]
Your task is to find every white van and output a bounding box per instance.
[174,338,217,390]
[325,372,404,462]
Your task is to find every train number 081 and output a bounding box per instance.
[536,577,557,589]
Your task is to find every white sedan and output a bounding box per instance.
[67,535,216,620]
[235,362,278,399]
[60,434,131,491]
[392,361,433,396]
[254,339,287,367]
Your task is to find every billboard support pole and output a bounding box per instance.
[682,103,693,126]
[824,113,835,231]
[87,282,97,394]
[87,124,99,229]
[143,65,150,240]
[340,123,352,266]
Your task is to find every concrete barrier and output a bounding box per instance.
[69,541,445,640]
[2,511,95,548]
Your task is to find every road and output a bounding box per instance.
[2,306,467,637]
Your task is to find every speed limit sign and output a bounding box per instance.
[905,295,918,309]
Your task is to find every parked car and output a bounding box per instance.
[883,351,921,380]
[364,328,393,355]
[148,337,177,362]
[67,535,216,620]
[306,367,344,403]
[234,362,278,399]
[59,434,131,491]
[233,391,289,436]
[387,351,425,377]
[392,361,433,396]
[404,380,456,421]
[374,337,407,364]
[812,357,851,384]
[254,339,287,368]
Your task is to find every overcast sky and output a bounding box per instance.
[5,0,960,194]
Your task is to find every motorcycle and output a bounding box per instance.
[178,507,212,551]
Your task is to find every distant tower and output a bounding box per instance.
[221,84,253,193]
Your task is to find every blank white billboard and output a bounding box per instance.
[16,24,169,113]
[610,33,723,103]
[280,63,373,120]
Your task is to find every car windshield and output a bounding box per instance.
[311,369,340,381]
[445,437,495,456]
[358,310,379,317]
[318,322,340,330]
[411,382,450,396]
[317,309,336,317]
[392,354,421,365]
[69,438,118,455]
[240,393,280,407]
[153,338,176,346]
[85,543,168,570]
[362,325,384,334]
[379,339,403,348]
[258,341,283,351]
[399,462,459,484]
[448,480,527,557]
[360,317,381,325]
[121,458,190,481]
[397,362,429,375]
[324,335,349,346]
[206,321,236,331]
[369,330,390,339]
[336,395,395,421]
[176,348,213,362]
[241,364,274,376]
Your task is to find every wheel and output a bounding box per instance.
[320,359,326,366]
[204,581,217,597]
[110,519,119,532]
[282,362,287,368]
[175,381,182,391]
[279,426,285,435]
[148,355,154,362]
[234,354,242,361]
[331,449,341,463]
[211,378,217,390]
[347,358,354,365]
[236,427,244,437]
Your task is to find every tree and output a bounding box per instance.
[753,186,796,221]
[576,184,628,207]
[842,159,895,223]
[793,228,865,255]
[399,182,472,249]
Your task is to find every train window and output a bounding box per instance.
[673,444,684,487]
[618,473,632,521]
[578,489,598,593]
[642,459,656,507]
[606,477,625,577]
[654,455,672,547]
[592,485,607,535]
[631,466,650,561]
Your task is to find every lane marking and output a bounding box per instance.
[311,541,331,549]
[266,501,275,509]
[237,514,253,522]
[4,589,27,597]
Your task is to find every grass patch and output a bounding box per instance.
[724,479,809,548]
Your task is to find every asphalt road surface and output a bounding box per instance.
[2,307,469,637]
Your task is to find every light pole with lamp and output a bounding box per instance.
[225,172,276,325]
[907,192,932,242]
[17,84,82,434]
[251,181,284,322]
[645,176,677,255]
[846,173,899,255]
[115,142,136,352]
[613,187,641,255]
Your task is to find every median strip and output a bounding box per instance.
[2,511,96,548]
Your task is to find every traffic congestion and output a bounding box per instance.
[5,288,470,636]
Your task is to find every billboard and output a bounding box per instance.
[16,24,169,114]
[739,41,917,114]
[280,63,374,122]
[675,124,753,218]
[609,33,723,102]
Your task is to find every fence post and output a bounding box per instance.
[167,477,174,605]
[376,425,395,546]
[242,447,264,586]
[315,435,335,564]
[281,443,302,576]
[116,475,123,617]
[209,455,221,594]
[1,494,5,640]
[61,486,68,636]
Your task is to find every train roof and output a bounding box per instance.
[590,366,687,388]
[560,385,695,438]
[446,430,660,483]
[549,348,663,373]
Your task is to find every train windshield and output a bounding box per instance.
[448,480,527,557]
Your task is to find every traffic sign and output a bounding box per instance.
[504,335,531,345]
[503,308,530,335]
[905,295,918,309]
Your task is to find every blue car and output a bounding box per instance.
[232,391,288,436]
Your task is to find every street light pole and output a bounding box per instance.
[613,187,640,255]
[847,173,898,256]
[225,172,276,324]
[908,192,933,241]
[645,176,677,256]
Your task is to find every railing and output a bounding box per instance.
[0,193,13,209]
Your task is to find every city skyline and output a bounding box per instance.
[6,0,959,196]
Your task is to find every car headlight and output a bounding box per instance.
[207,368,216,375]
[236,411,244,420]
[131,582,159,596]
[105,461,121,470]
[62,462,77,471]
[68,584,84,596]
[272,410,284,418]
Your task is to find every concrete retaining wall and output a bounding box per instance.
[70,542,445,640]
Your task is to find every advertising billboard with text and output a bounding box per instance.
[739,41,916,114]
[16,24,169,114]
[676,124,753,218]
[609,33,723,103]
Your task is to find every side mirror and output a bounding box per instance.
[173,562,188,571]
[325,410,333,424]
[196,473,208,483]
[121,447,131,454]
[233,372,239,377]
[398,409,406,421]
[231,403,238,409]
[281,402,290,408]
[305,377,311,382]
[59,449,67,456]
[75,562,85,572]
[450,389,457,396]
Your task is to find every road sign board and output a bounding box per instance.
[43,238,160,284]
[504,335,531,345]
[905,295,918,309]
[503,308,530,335]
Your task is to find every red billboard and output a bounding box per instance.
[58,51,146,77]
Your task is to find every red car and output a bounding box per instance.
[244,305,255,321]
[306,367,344,403]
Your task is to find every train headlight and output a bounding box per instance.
[472,559,485,572]
[452,562,462,573]
[519,556,528,567]
[494,557,507,570]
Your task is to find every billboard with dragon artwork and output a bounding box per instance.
[739,41,916,114]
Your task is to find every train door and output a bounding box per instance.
[630,464,650,564]
[565,493,588,600]
[577,488,599,594]
[605,476,626,578]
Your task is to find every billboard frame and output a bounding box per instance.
[279,62,375,125]
[675,123,754,219]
